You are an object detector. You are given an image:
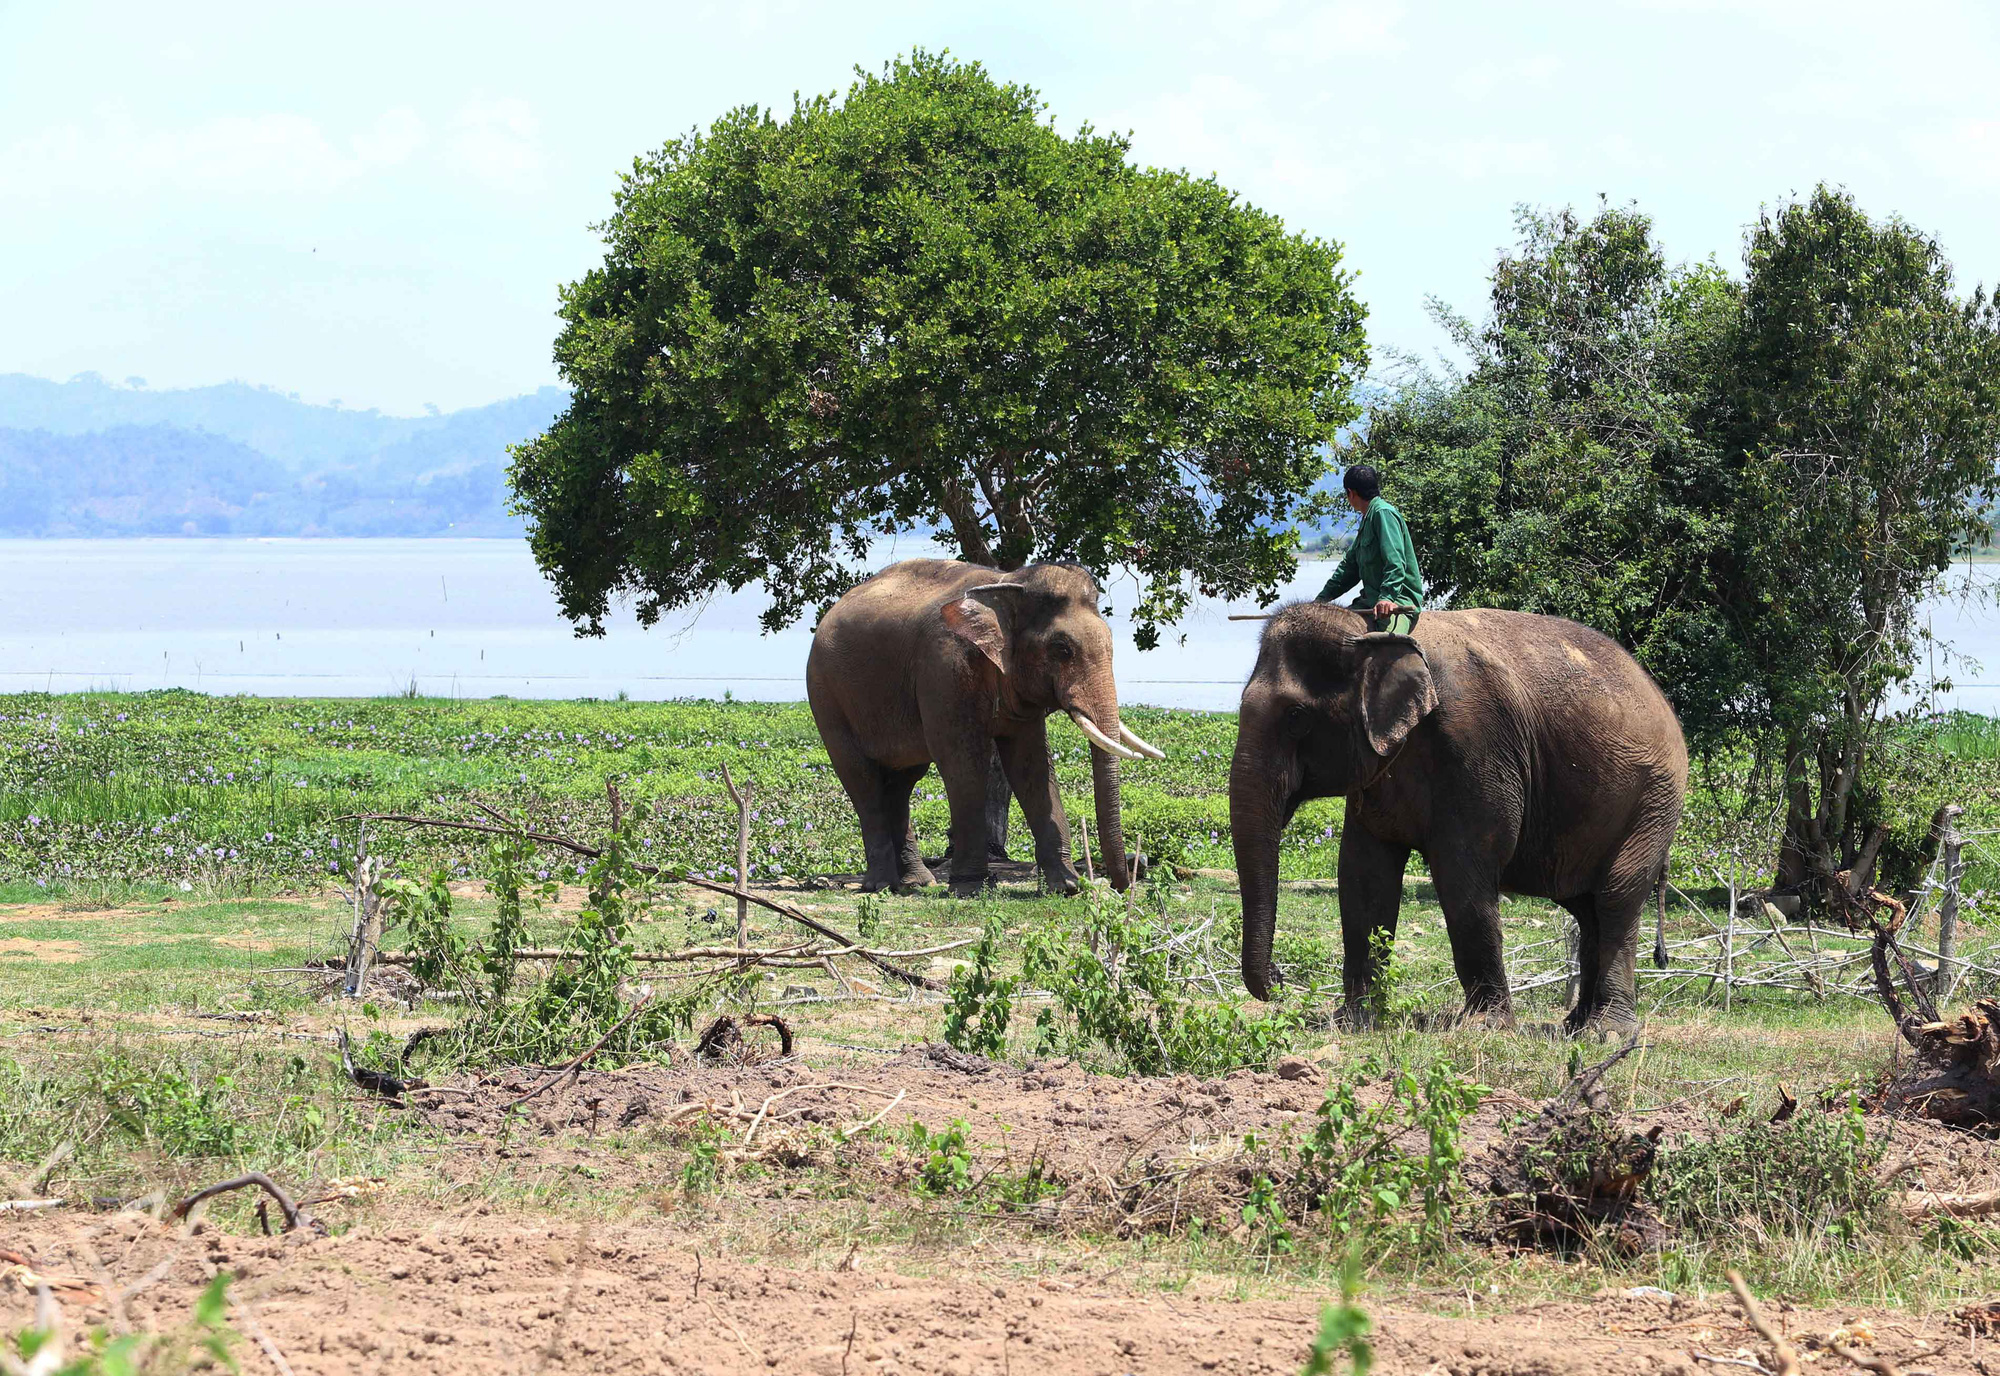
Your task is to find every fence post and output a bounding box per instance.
[1722,874,1737,1014]
[1938,803,1966,1003]
[343,821,382,999]
[721,762,752,964]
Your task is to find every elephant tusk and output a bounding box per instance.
[1117,723,1166,760]
[1067,711,1143,761]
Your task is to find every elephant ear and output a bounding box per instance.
[1357,633,1438,757]
[942,583,1023,675]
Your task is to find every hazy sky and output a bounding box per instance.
[4,0,1997,415]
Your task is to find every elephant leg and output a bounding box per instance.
[1567,856,1651,1035]
[1429,856,1514,1027]
[996,721,1078,895]
[940,749,1014,863]
[1337,820,1409,1028]
[819,723,905,893]
[881,764,937,891]
[984,749,1013,861]
[1557,894,1601,1032]
[932,730,998,898]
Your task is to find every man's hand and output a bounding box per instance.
[1373,599,1396,620]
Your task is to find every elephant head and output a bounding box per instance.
[1231,604,1438,999]
[941,563,1162,890]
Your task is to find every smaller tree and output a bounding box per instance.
[1350,203,1749,748]
[1356,190,2000,904]
[1727,188,2000,893]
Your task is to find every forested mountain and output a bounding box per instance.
[0,373,566,536]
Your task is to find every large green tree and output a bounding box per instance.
[1353,190,2000,900]
[509,52,1368,648]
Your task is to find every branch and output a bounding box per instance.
[1726,1271,1801,1376]
[338,813,942,990]
[169,1174,302,1232]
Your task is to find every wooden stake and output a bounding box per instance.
[721,762,752,964]
[1938,803,1966,1003]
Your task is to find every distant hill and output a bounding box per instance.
[0,373,567,537]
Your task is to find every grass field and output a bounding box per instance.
[9,692,2000,1373]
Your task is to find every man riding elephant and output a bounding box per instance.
[1317,464,1422,634]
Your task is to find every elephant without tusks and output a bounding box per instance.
[807,559,1161,896]
[1231,603,1687,1033]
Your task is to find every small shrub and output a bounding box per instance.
[1652,1096,1884,1240]
[907,1120,976,1197]
[941,915,1017,1059]
[95,1060,245,1158]
[1023,883,1316,1076]
[1294,1063,1482,1249]
[1300,1252,1374,1375]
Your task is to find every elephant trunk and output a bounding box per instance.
[1230,741,1288,1001]
[1090,746,1131,892]
[1066,674,1134,891]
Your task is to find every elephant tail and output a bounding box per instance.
[1652,871,1671,969]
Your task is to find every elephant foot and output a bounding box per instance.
[1460,1003,1517,1032]
[898,861,937,890]
[949,876,995,899]
[1563,1006,1637,1040]
[1040,866,1080,897]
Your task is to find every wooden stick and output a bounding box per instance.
[841,1088,907,1139]
[721,763,752,965]
[1725,1270,1801,1376]
[496,1000,655,1114]
[169,1174,302,1232]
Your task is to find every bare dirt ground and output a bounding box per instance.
[5,1046,1992,1374]
[2,1211,1976,1375]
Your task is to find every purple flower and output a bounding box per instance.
[164,845,174,856]
[302,848,314,859]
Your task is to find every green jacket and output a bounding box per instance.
[1317,498,1424,613]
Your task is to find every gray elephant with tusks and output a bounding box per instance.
[807,559,1162,896]
[1229,602,1686,1033]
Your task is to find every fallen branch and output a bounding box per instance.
[1824,1341,1902,1376]
[168,1174,302,1233]
[1726,1270,1801,1376]
[343,810,941,990]
[338,1028,423,1102]
[369,937,974,968]
[741,1082,896,1147]
[841,1088,907,1139]
[0,1199,64,1214]
[694,1013,794,1062]
[1893,1186,2000,1220]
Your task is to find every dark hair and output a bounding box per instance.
[1342,465,1381,501]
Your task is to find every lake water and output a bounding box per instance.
[5,539,1998,714]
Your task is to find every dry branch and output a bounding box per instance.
[342,809,942,990]
[168,1174,302,1232]
[1726,1270,1801,1376]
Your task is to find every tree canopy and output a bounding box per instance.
[1352,189,2000,897]
[508,51,1368,647]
